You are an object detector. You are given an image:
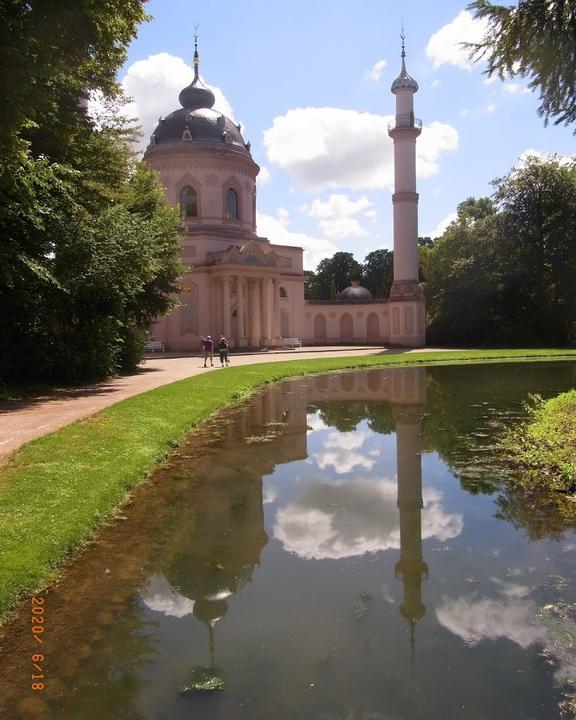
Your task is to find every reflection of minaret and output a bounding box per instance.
[393,403,428,664]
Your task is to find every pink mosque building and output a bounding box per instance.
[145,39,425,351]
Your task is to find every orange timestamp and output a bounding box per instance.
[31,596,46,690]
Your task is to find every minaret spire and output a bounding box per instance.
[193,23,200,81]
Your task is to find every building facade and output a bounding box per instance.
[145,40,425,350]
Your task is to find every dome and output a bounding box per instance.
[151,107,247,148]
[338,280,373,301]
[147,40,250,153]
[391,44,418,93]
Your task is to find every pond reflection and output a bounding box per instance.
[0,363,575,720]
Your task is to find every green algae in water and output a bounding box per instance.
[180,666,225,694]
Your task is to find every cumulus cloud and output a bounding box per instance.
[263,485,279,504]
[256,211,338,270]
[313,430,378,474]
[517,149,574,168]
[426,10,488,70]
[301,194,375,239]
[369,59,387,81]
[121,52,236,148]
[263,108,458,191]
[436,594,547,648]
[258,166,272,184]
[425,211,458,238]
[502,82,530,95]
[273,479,463,560]
[140,574,195,618]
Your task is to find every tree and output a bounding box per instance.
[361,249,393,298]
[306,252,362,300]
[468,0,576,131]
[422,196,502,345]
[492,155,576,343]
[0,1,185,383]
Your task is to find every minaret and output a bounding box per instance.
[388,34,426,347]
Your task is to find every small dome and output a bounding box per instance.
[338,280,373,301]
[179,76,215,111]
[391,57,418,93]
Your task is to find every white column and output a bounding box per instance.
[261,277,272,345]
[222,275,231,338]
[272,278,281,344]
[237,275,246,346]
[248,279,261,346]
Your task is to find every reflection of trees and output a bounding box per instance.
[318,402,369,432]
[422,363,576,536]
[495,475,576,541]
[316,400,395,435]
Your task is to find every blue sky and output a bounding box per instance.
[119,0,575,269]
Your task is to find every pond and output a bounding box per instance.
[1,362,575,720]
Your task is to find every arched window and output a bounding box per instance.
[279,286,287,298]
[225,188,239,220]
[180,186,198,218]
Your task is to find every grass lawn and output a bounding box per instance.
[1,347,576,622]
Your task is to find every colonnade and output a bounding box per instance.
[216,274,282,348]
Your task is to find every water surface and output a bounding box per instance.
[1,362,575,720]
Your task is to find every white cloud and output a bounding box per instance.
[485,103,496,113]
[517,149,574,167]
[258,166,272,184]
[426,211,458,239]
[426,10,488,70]
[121,52,236,149]
[256,211,337,270]
[431,79,441,89]
[313,430,377,474]
[369,59,387,81]
[417,121,459,178]
[436,594,547,648]
[273,479,463,560]
[459,108,469,118]
[140,574,195,618]
[263,485,279,504]
[263,108,458,191]
[301,194,375,239]
[502,82,530,95]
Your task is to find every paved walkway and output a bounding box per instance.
[0,345,445,463]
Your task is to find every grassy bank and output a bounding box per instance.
[1,347,576,622]
[504,389,576,493]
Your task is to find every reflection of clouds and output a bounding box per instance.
[314,430,377,474]
[263,485,279,504]
[437,580,576,685]
[306,413,326,432]
[273,478,462,560]
[436,594,546,649]
[140,574,195,618]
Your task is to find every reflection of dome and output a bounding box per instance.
[338,280,373,301]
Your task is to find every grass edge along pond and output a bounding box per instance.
[1,347,576,623]
[504,388,576,493]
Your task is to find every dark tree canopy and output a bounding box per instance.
[306,252,362,300]
[422,157,576,346]
[0,1,186,383]
[361,249,393,298]
[468,0,576,131]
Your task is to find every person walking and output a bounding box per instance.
[203,335,214,367]
[218,335,230,367]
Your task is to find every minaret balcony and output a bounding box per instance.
[388,113,422,134]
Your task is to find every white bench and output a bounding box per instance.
[145,340,165,352]
[282,337,302,349]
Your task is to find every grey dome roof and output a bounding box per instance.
[151,107,247,148]
[391,43,418,93]
[338,282,373,300]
